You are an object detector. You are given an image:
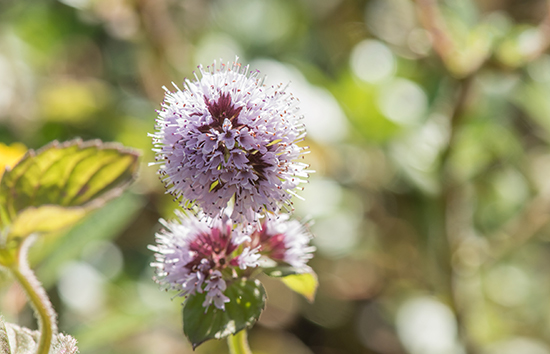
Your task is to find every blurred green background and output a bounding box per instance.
[3,0,550,353]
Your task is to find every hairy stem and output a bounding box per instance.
[8,236,57,354]
[228,330,252,354]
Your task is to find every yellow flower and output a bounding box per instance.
[0,143,27,180]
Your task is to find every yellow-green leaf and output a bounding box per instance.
[280,271,318,302]
[0,139,139,241]
[8,206,87,239]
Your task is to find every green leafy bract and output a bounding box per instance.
[0,139,139,242]
[183,279,266,349]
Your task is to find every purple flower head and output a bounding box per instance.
[151,59,310,225]
[149,210,260,310]
[249,214,315,273]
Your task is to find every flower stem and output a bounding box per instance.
[8,236,57,354]
[228,330,252,354]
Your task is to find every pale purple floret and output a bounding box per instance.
[203,271,230,310]
[238,247,261,270]
[203,288,230,310]
[151,59,310,225]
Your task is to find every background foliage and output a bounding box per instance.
[2,0,550,353]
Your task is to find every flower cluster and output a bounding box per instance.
[150,59,314,313]
[151,59,310,224]
[150,211,314,310]
[149,211,253,310]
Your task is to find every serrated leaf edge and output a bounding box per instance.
[5,138,141,175]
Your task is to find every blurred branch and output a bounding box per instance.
[413,0,488,77]
[440,77,473,166]
[414,0,455,65]
[439,78,479,354]
[413,15,476,352]
[134,0,187,101]
[483,1,550,263]
[523,0,550,62]
[419,0,550,265]
[487,194,550,265]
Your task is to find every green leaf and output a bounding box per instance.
[280,272,318,303]
[9,206,87,238]
[0,139,139,240]
[183,279,266,349]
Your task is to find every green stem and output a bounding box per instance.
[8,237,57,354]
[228,330,252,354]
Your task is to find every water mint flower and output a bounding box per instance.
[151,59,310,224]
[149,210,315,310]
[149,210,260,310]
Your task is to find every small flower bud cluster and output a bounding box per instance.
[150,59,314,311]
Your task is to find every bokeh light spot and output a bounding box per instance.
[350,40,395,84]
[378,78,427,126]
[396,297,460,354]
[58,261,105,315]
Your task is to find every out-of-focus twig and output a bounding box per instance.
[414,0,455,64]
[438,77,478,354]
[413,3,479,345]
[483,0,550,263]
[440,77,473,167]
[413,0,488,77]
[523,0,550,62]
[414,5,479,353]
[487,194,550,266]
[134,0,189,102]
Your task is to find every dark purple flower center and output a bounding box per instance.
[199,93,243,133]
[192,92,275,187]
[247,151,269,182]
